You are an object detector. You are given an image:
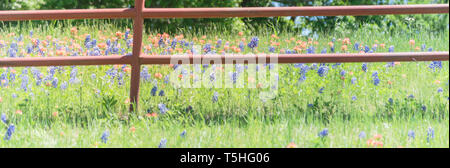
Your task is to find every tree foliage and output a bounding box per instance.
[1,0,448,33]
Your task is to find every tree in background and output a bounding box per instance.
[1,0,448,33]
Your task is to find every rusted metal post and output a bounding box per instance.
[129,0,145,112]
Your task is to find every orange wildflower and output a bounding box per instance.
[16,110,23,115]
[286,142,297,148]
[154,73,163,79]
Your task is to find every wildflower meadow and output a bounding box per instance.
[0,0,449,149]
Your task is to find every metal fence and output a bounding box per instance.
[0,0,448,111]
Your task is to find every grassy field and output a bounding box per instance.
[0,21,448,148]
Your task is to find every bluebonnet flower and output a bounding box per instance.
[351,77,357,85]
[373,76,380,86]
[170,38,177,49]
[180,130,186,138]
[52,77,58,88]
[362,63,368,72]
[421,105,427,111]
[268,46,275,53]
[340,70,346,77]
[354,42,359,51]
[388,46,394,52]
[1,113,7,124]
[4,124,15,140]
[29,30,33,38]
[421,44,426,51]
[126,39,133,48]
[317,66,329,77]
[21,75,29,91]
[359,131,366,139]
[388,98,394,104]
[151,85,158,96]
[408,94,415,99]
[307,104,314,108]
[428,47,433,52]
[299,74,306,82]
[429,61,442,70]
[101,130,110,144]
[158,37,164,48]
[216,39,222,48]
[158,90,165,96]
[158,103,168,114]
[158,138,167,148]
[307,46,315,54]
[212,92,219,103]
[372,71,380,86]
[60,81,68,90]
[318,128,329,138]
[247,37,259,49]
[239,41,245,52]
[364,45,370,53]
[203,44,212,54]
[84,34,91,48]
[427,127,434,143]
[408,130,415,140]
[125,30,130,40]
[319,87,324,94]
[321,48,327,54]
[330,45,335,53]
[437,88,443,93]
[352,96,357,101]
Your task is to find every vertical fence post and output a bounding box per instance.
[129,0,145,112]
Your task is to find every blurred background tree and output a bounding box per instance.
[1,0,448,33]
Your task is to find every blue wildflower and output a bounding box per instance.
[247,37,259,49]
[158,103,168,114]
[362,63,368,72]
[437,88,443,93]
[351,77,357,85]
[354,42,359,51]
[101,130,110,144]
[427,127,434,143]
[158,138,167,148]
[388,46,394,52]
[203,44,212,54]
[319,87,324,94]
[212,92,219,103]
[340,70,346,77]
[151,85,158,96]
[317,66,328,77]
[408,94,415,99]
[180,130,186,138]
[421,105,427,111]
[388,98,394,104]
[52,77,58,88]
[352,96,357,101]
[1,113,7,124]
[359,131,366,139]
[364,45,370,53]
[318,128,329,138]
[408,130,415,140]
[268,46,275,53]
[158,90,165,96]
[4,124,15,140]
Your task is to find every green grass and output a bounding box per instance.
[0,21,448,148]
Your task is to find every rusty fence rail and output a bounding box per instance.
[0,0,448,111]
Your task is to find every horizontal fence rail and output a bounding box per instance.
[0,0,448,111]
[142,5,450,18]
[0,9,135,21]
[139,52,450,64]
